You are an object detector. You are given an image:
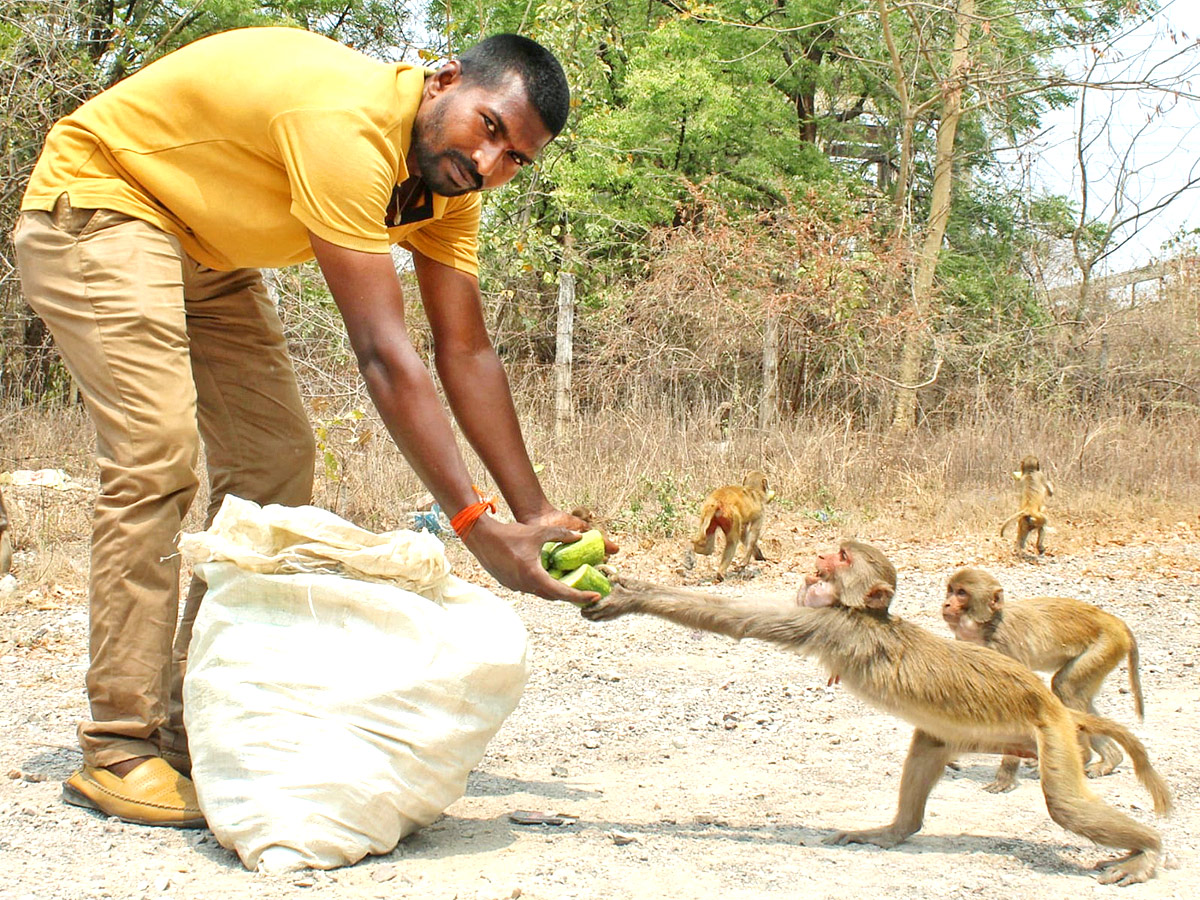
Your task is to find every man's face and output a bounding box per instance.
[410,64,554,196]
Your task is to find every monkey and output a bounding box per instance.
[582,540,1172,885]
[0,490,11,576]
[943,567,1144,792]
[691,471,774,580]
[1000,455,1054,555]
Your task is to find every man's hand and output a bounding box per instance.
[462,515,604,604]
[519,507,620,558]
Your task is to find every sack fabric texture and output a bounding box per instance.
[177,495,530,872]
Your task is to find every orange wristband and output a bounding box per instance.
[450,485,498,539]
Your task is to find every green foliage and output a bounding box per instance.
[617,471,690,536]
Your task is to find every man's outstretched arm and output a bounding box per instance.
[310,233,600,602]
[414,250,617,552]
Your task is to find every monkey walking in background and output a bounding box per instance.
[583,541,1172,885]
[944,567,1144,792]
[0,490,11,576]
[691,470,774,580]
[1000,455,1054,555]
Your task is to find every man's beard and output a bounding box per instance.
[411,107,482,196]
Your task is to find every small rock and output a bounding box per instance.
[609,829,639,846]
[153,876,171,892]
[371,864,397,883]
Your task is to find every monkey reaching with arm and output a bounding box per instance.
[583,540,1172,885]
[1000,455,1054,555]
[943,567,1144,792]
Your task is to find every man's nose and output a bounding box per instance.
[473,144,504,176]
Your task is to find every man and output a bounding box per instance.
[13,26,611,828]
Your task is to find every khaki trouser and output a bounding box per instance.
[13,195,315,768]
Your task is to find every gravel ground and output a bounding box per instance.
[1,501,1197,900]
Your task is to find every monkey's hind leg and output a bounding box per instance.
[984,755,1022,793]
[1084,701,1125,779]
[715,513,742,580]
[826,729,953,849]
[1036,718,1161,885]
[740,517,765,569]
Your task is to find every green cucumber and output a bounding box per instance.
[546,529,606,571]
[558,563,612,598]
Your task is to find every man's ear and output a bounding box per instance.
[425,60,463,98]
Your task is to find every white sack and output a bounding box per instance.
[178,495,529,872]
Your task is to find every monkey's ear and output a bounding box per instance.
[990,589,1005,611]
[864,582,894,611]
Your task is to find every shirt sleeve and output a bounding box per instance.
[400,192,482,276]
[268,107,398,254]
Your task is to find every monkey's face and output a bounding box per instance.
[800,542,895,611]
[944,570,1002,642]
[815,546,852,579]
[943,582,969,628]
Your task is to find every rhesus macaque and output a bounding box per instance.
[944,567,1144,792]
[691,471,774,580]
[0,490,11,576]
[1000,455,1054,555]
[583,541,1172,885]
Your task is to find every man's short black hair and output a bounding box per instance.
[458,34,570,137]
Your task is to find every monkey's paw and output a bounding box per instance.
[1085,760,1119,778]
[983,778,1018,794]
[824,827,908,849]
[1095,850,1159,885]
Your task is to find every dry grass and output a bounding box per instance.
[0,361,1195,618]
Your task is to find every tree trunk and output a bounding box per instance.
[553,270,576,438]
[890,0,974,432]
[759,302,779,430]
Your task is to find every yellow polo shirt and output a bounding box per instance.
[21,27,480,275]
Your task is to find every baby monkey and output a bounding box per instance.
[1000,455,1054,555]
[584,541,1171,885]
[691,471,774,580]
[944,567,1143,792]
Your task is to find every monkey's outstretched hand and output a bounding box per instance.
[579,572,645,621]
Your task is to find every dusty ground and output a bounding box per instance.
[1,485,1197,900]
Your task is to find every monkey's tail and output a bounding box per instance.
[1073,711,1172,815]
[998,512,1020,537]
[1127,634,1145,721]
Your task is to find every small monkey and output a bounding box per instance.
[0,490,11,575]
[692,471,774,580]
[944,567,1144,791]
[584,541,1172,885]
[1000,455,1054,555]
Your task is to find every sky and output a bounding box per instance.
[1022,0,1200,274]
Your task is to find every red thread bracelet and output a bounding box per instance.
[450,486,497,539]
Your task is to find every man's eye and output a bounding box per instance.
[509,152,526,166]
[483,115,496,134]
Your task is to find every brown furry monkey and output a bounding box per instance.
[944,567,1144,791]
[583,541,1172,885]
[1000,455,1054,555]
[691,471,773,580]
[0,490,11,576]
